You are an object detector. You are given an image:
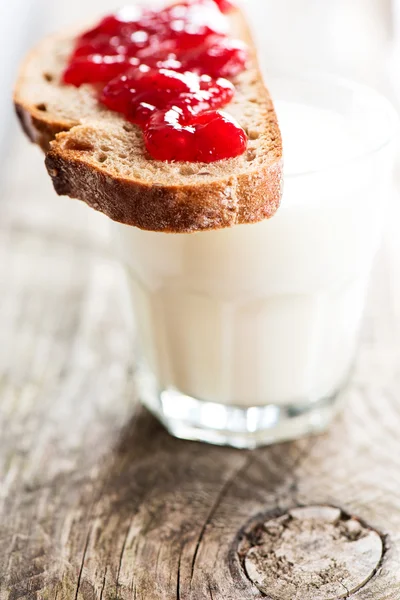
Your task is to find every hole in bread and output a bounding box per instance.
[246,149,257,162]
[43,73,54,83]
[180,165,196,176]
[64,139,94,152]
[97,153,108,163]
[123,124,134,132]
[248,97,258,104]
[248,130,260,140]
[36,103,47,112]
[101,145,112,152]
[119,153,128,159]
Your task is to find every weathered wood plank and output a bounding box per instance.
[1,218,400,599]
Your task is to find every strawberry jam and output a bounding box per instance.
[145,108,247,162]
[63,0,248,163]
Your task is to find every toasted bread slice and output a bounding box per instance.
[14,7,283,233]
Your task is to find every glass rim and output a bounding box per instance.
[267,70,400,179]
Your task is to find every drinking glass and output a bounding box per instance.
[113,73,398,448]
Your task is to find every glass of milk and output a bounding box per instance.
[113,73,398,448]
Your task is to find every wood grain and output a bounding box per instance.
[1,138,400,599]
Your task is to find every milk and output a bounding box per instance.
[114,95,393,408]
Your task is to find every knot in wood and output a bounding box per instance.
[239,506,383,600]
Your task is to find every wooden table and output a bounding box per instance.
[1,133,400,599]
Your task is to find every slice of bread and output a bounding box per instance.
[14,7,283,233]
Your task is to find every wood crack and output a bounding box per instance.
[73,525,92,600]
[208,581,214,600]
[115,515,134,596]
[190,455,252,584]
[176,548,182,600]
[340,580,350,598]
[99,567,107,600]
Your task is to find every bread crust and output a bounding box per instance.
[14,8,283,233]
[44,145,282,232]
[15,102,73,151]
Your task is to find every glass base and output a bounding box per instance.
[136,368,343,449]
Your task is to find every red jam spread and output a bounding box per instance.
[63,0,249,163]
